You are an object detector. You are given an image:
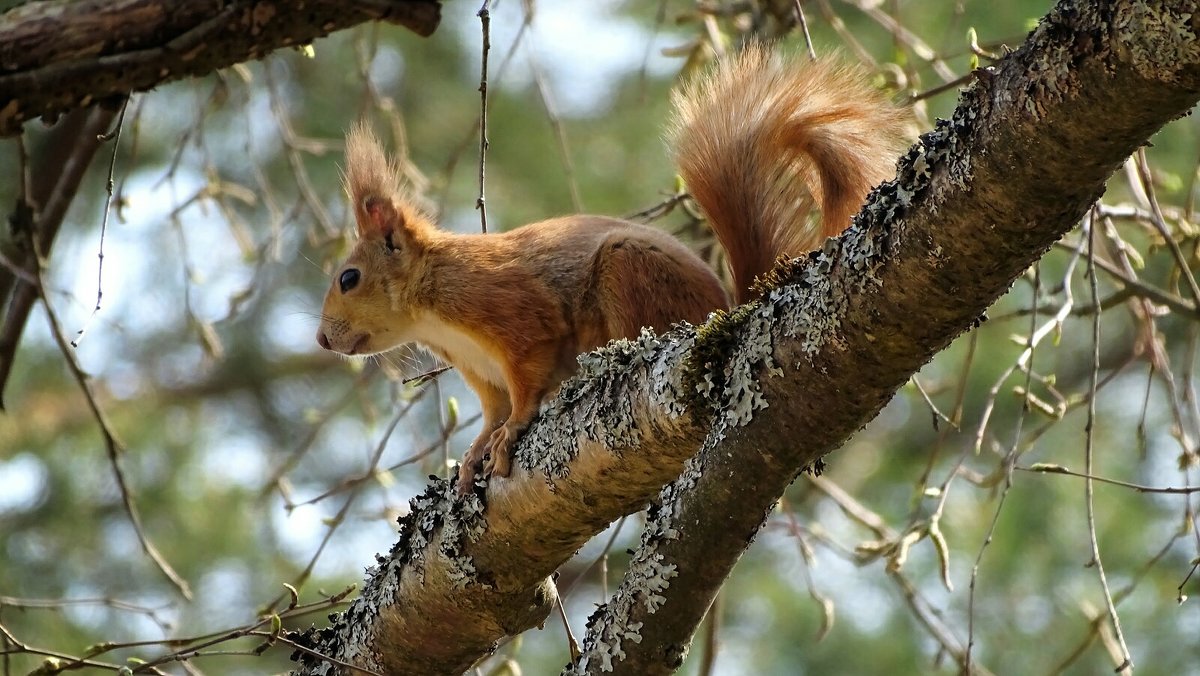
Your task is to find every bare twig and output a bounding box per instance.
[1083,217,1134,673]
[554,580,581,662]
[264,367,382,500]
[780,502,835,641]
[698,592,721,676]
[1134,149,1200,309]
[911,375,957,429]
[433,16,530,216]
[792,0,817,60]
[1019,464,1200,494]
[402,364,452,385]
[267,395,415,611]
[527,36,583,212]
[73,96,131,348]
[475,0,492,233]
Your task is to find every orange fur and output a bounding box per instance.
[316,48,905,496]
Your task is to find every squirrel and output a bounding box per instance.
[316,45,905,496]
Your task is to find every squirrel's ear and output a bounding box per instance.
[358,195,401,243]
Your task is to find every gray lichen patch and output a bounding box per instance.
[754,192,909,361]
[1017,18,1080,120]
[683,294,789,438]
[711,302,777,429]
[564,450,708,675]
[1113,2,1200,82]
[516,326,697,486]
[405,477,488,586]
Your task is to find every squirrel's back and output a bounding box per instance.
[670,45,906,304]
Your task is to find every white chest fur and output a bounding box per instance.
[410,312,507,388]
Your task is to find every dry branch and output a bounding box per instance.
[0,0,442,136]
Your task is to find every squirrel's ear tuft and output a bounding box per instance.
[344,123,402,236]
[342,122,432,244]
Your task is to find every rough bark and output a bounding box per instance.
[0,0,441,136]
[282,0,1200,674]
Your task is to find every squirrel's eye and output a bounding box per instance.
[339,268,361,294]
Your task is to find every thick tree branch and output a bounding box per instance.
[0,0,441,136]
[289,1,1200,674]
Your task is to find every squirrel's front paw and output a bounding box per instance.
[483,426,514,478]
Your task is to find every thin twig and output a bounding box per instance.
[780,502,835,641]
[290,411,479,509]
[123,594,377,676]
[1083,216,1134,673]
[792,0,817,60]
[907,71,976,103]
[433,18,530,216]
[264,64,339,236]
[560,516,630,600]
[1019,464,1200,494]
[911,375,957,429]
[0,106,118,408]
[402,364,451,385]
[554,579,581,662]
[0,622,131,673]
[974,241,1084,454]
[475,0,492,233]
[73,96,130,348]
[698,592,721,676]
[266,395,414,612]
[527,36,583,212]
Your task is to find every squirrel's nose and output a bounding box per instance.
[317,331,331,350]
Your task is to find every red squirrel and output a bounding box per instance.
[316,46,905,496]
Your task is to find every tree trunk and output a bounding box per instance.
[288,1,1200,675]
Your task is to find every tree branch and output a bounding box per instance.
[290,1,1200,674]
[0,0,442,136]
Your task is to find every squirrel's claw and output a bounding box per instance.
[454,462,479,497]
[483,427,514,479]
[456,443,487,496]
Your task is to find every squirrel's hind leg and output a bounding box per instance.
[593,235,728,336]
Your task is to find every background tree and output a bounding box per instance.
[2,1,1199,675]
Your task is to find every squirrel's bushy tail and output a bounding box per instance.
[670,45,906,304]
